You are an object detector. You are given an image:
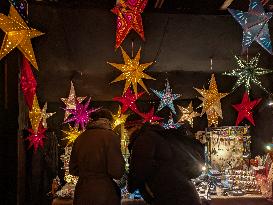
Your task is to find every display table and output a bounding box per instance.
[52,195,273,205]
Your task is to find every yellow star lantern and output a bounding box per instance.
[29,95,42,133]
[195,74,228,127]
[108,47,155,95]
[0,6,44,69]
[178,101,200,128]
[112,106,129,129]
[62,124,83,146]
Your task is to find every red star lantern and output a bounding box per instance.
[139,107,163,123]
[113,88,143,114]
[232,92,261,126]
[111,0,147,48]
[20,57,37,108]
[26,124,47,153]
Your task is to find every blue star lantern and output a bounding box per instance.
[151,79,182,114]
[228,0,273,54]
[162,115,181,129]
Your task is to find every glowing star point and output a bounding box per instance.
[178,101,200,128]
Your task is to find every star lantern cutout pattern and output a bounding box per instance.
[40,102,56,128]
[26,125,47,153]
[228,0,273,54]
[151,79,182,115]
[108,47,155,96]
[223,54,273,94]
[232,92,261,126]
[139,107,163,123]
[112,106,129,129]
[0,6,44,69]
[111,0,147,48]
[20,57,37,108]
[64,98,100,130]
[162,114,181,129]
[178,101,200,128]
[62,124,83,146]
[61,81,86,121]
[195,74,229,127]
[29,95,42,133]
[113,88,143,114]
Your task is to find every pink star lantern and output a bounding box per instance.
[20,57,37,108]
[113,88,143,114]
[26,124,47,153]
[139,107,163,123]
[64,98,100,130]
[232,92,261,126]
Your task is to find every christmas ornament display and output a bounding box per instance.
[29,95,42,133]
[111,0,147,48]
[62,125,83,146]
[61,81,86,121]
[151,79,182,115]
[139,107,163,123]
[113,88,143,114]
[108,47,155,95]
[178,101,200,128]
[40,102,55,128]
[0,5,44,69]
[228,0,273,54]
[162,114,181,129]
[112,106,129,129]
[223,54,273,94]
[195,74,228,127]
[232,92,261,126]
[20,57,37,108]
[26,125,47,153]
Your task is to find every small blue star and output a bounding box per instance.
[162,115,181,129]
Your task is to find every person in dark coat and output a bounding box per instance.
[69,109,125,205]
[127,123,204,205]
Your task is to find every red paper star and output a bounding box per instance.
[113,88,143,114]
[139,107,163,123]
[20,57,37,108]
[232,92,261,126]
[26,124,47,153]
[111,0,147,48]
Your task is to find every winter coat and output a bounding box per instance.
[128,123,204,205]
[69,118,125,205]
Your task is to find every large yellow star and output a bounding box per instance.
[108,47,155,95]
[112,106,129,129]
[178,101,200,128]
[0,6,44,69]
[195,74,228,127]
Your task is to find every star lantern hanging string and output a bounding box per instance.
[178,101,200,128]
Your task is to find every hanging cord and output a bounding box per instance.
[210,57,213,72]
[246,48,249,63]
[131,39,134,58]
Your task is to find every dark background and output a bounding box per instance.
[1,0,273,204]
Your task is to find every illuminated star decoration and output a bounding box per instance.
[178,101,200,128]
[228,0,273,54]
[20,57,37,108]
[113,88,143,114]
[151,79,182,115]
[64,98,100,130]
[108,47,155,95]
[112,106,129,129]
[162,114,181,129]
[139,107,163,123]
[232,92,261,126]
[29,95,42,133]
[195,74,229,127]
[0,5,44,69]
[111,0,147,48]
[40,102,56,128]
[223,54,273,94]
[26,125,47,153]
[61,81,86,121]
[62,124,83,146]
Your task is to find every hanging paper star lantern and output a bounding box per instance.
[62,124,83,146]
[178,101,200,128]
[232,92,261,126]
[40,102,55,128]
[61,81,86,121]
[29,95,42,133]
[20,57,37,108]
[162,115,181,129]
[26,125,47,153]
[223,54,273,94]
[195,74,229,127]
[113,88,143,114]
[228,0,273,54]
[139,107,163,123]
[111,0,147,48]
[108,47,155,95]
[0,6,44,69]
[112,106,129,129]
[151,79,182,115]
[64,98,100,130]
